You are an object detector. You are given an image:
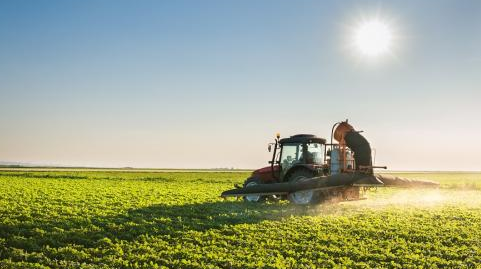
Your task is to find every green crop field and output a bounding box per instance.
[1,170,481,268]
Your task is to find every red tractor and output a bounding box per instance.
[244,134,329,204]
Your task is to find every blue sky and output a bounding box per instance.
[1,0,480,170]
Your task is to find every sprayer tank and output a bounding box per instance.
[330,149,340,175]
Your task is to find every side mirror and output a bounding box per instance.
[268,144,272,152]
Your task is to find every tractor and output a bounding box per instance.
[243,133,331,204]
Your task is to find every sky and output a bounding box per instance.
[0,0,480,170]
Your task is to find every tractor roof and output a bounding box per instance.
[279,134,326,144]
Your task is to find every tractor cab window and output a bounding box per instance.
[305,143,324,164]
[280,142,325,174]
[280,143,302,171]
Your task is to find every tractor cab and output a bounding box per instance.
[277,134,326,180]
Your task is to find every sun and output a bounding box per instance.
[352,19,393,58]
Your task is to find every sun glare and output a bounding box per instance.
[353,19,393,57]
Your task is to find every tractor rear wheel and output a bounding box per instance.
[287,169,319,205]
[243,177,264,202]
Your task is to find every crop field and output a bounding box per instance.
[1,170,481,268]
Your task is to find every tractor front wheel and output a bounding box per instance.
[243,177,264,203]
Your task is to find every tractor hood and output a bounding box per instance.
[252,165,279,183]
[252,166,272,175]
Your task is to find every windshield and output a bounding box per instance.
[280,142,324,170]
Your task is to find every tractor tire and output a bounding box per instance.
[287,169,320,205]
[242,177,265,203]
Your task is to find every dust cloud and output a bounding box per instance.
[305,189,481,217]
[348,189,481,209]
